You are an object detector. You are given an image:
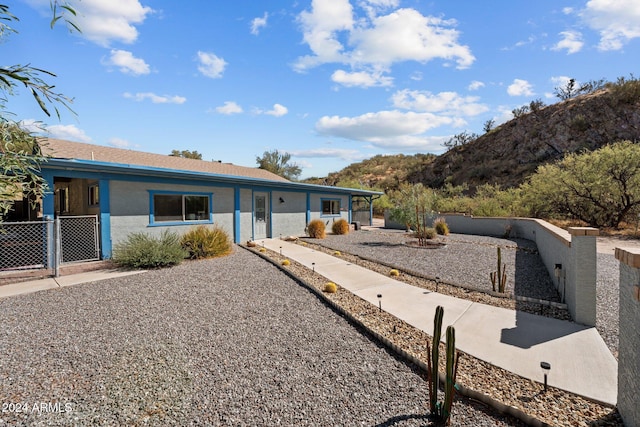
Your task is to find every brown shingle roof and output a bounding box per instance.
[40,139,290,182]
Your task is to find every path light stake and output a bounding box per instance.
[540,361,551,392]
[435,276,440,293]
[280,246,282,256]
[377,294,382,311]
[312,262,315,272]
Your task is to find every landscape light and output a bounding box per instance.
[377,294,382,311]
[540,361,551,392]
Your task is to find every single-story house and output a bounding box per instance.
[22,139,381,260]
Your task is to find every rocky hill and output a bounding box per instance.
[306,79,640,193]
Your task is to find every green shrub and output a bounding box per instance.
[331,218,350,235]
[413,227,436,240]
[306,219,326,239]
[112,230,187,268]
[433,217,450,235]
[181,225,232,259]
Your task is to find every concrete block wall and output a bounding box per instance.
[615,248,640,427]
[384,212,598,326]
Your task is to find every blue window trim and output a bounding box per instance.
[320,197,341,217]
[148,190,213,226]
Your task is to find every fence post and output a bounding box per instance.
[615,247,640,426]
[54,218,61,277]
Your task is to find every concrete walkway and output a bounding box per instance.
[259,238,618,406]
[0,269,145,299]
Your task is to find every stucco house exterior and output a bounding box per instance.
[28,139,381,260]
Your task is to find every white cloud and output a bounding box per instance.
[294,2,474,75]
[552,30,584,54]
[331,69,393,87]
[215,101,243,115]
[316,110,454,150]
[45,124,93,142]
[581,0,640,50]
[254,104,288,117]
[123,92,186,104]
[507,79,534,96]
[468,80,485,91]
[104,49,150,75]
[108,138,132,148]
[197,51,227,78]
[251,12,268,35]
[290,147,364,161]
[391,89,488,116]
[25,0,153,47]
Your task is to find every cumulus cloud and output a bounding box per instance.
[391,89,488,116]
[331,69,393,87]
[264,104,288,117]
[197,51,227,78]
[581,0,640,50]
[123,92,186,104]
[45,124,93,142]
[507,79,534,96]
[251,12,268,35]
[294,0,474,84]
[552,30,584,54]
[104,49,150,75]
[289,147,365,161]
[24,0,153,47]
[108,138,133,148]
[215,101,243,115]
[468,80,485,91]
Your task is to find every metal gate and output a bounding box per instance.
[0,215,100,274]
[352,197,371,225]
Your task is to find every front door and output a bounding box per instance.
[253,192,270,239]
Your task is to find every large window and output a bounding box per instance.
[151,191,211,224]
[321,198,341,216]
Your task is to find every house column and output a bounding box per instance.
[41,171,55,219]
[234,186,241,243]
[98,179,111,259]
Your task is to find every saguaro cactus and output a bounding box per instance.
[442,325,459,423]
[490,246,507,293]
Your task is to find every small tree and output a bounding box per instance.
[523,141,640,228]
[169,149,202,160]
[388,183,438,232]
[256,149,301,181]
[442,131,478,150]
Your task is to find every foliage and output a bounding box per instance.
[331,218,350,235]
[336,178,392,217]
[554,77,606,101]
[1,2,78,224]
[605,74,640,106]
[256,149,301,181]
[433,217,450,235]
[323,282,337,293]
[169,149,202,160]
[414,227,436,240]
[529,98,546,112]
[482,119,495,133]
[388,183,438,230]
[180,225,232,259]
[0,123,48,218]
[512,105,530,118]
[443,131,478,150]
[523,141,640,228]
[306,219,326,239]
[112,230,187,268]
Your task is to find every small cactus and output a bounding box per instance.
[489,247,507,293]
[324,282,337,293]
[259,247,266,253]
[390,269,400,277]
[281,259,290,266]
[334,250,341,256]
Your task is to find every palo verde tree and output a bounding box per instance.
[256,149,302,181]
[1,2,78,220]
[523,141,640,228]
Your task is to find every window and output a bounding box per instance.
[88,184,99,206]
[321,199,340,216]
[151,192,211,224]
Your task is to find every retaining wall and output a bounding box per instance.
[384,212,598,326]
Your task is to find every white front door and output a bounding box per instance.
[253,192,270,239]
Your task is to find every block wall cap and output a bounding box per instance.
[615,247,640,268]
[568,227,600,236]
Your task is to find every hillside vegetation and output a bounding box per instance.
[305,76,640,195]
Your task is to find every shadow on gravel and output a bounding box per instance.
[360,241,405,247]
[372,413,431,426]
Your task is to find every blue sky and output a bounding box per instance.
[6,0,640,179]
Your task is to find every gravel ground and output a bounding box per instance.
[0,248,527,426]
[304,228,620,356]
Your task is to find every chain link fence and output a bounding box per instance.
[0,216,99,274]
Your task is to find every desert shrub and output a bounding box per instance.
[331,218,350,235]
[112,230,187,269]
[413,227,436,240]
[324,282,337,293]
[433,217,450,235]
[306,219,326,239]
[181,225,232,259]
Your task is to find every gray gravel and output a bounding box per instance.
[307,229,620,356]
[0,248,525,426]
